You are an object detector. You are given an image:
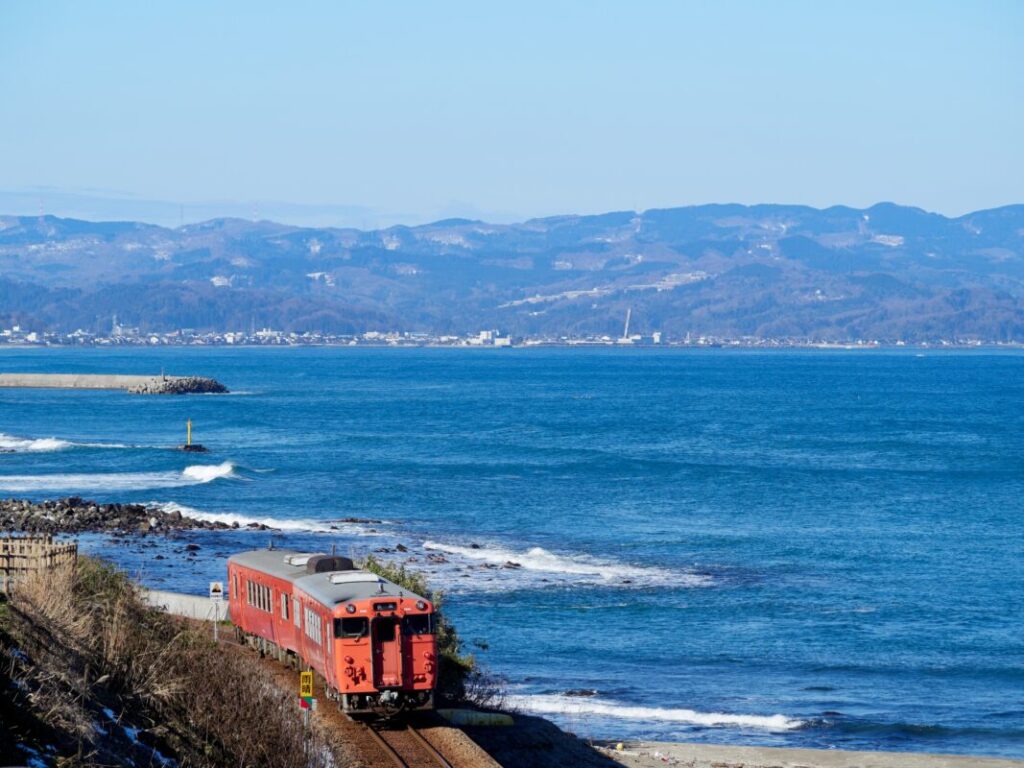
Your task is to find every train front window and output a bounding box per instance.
[402,614,432,636]
[375,617,398,643]
[335,617,368,639]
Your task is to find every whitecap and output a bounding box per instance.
[181,462,237,483]
[154,501,383,535]
[507,693,805,731]
[0,462,239,492]
[0,431,131,453]
[421,540,709,590]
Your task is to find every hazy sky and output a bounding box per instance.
[1,1,1021,226]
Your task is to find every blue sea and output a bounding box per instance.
[1,347,1022,758]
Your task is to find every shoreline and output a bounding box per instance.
[4,343,1024,352]
[596,740,1024,768]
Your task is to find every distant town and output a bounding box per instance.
[0,320,1017,350]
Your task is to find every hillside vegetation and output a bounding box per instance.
[0,558,330,767]
[2,202,1024,340]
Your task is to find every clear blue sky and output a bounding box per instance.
[1,1,1021,226]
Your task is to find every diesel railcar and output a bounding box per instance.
[228,548,437,714]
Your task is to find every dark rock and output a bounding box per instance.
[0,496,283,535]
[127,376,229,395]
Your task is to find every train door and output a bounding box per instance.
[371,616,401,688]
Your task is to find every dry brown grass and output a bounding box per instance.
[3,556,335,768]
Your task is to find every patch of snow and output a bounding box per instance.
[626,271,710,292]
[871,234,904,247]
[306,271,336,287]
[422,232,469,247]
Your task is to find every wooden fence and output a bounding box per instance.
[0,534,78,594]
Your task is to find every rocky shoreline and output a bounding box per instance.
[0,497,233,534]
[0,497,383,535]
[126,376,228,395]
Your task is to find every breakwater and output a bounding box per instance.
[0,373,227,394]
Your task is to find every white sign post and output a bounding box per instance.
[209,581,224,642]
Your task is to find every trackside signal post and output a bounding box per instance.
[299,671,316,726]
[209,581,224,642]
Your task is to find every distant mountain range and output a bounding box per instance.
[2,202,1024,341]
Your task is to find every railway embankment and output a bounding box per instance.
[0,556,339,767]
[0,372,228,394]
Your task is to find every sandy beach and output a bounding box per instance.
[596,741,1024,768]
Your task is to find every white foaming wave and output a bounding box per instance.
[507,694,804,731]
[422,540,709,588]
[0,432,131,453]
[0,462,239,493]
[182,462,237,483]
[155,501,383,535]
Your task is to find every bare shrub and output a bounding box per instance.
[463,667,509,712]
[5,557,332,768]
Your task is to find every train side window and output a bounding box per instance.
[281,593,289,620]
[402,614,432,636]
[304,607,322,644]
[335,617,368,639]
[293,598,301,627]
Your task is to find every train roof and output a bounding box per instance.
[228,549,430,607]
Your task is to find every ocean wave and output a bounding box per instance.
[0,462,239,493]
[153,501,364,533]
[181,462,237,483]
[507,694,804,731]
[0,431,131,453]
[422,539,706,587]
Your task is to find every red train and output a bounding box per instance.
[228,548,437,714]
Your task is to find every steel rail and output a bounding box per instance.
[361,721,409,768]
[405,724,454,768]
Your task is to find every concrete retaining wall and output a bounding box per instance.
[142,589,230,621]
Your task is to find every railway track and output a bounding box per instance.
[348,716,454,768]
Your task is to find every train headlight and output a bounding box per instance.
[416,600,427,610]
[345,604,356,614]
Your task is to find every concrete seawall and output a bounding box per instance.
[0,373,162,390]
